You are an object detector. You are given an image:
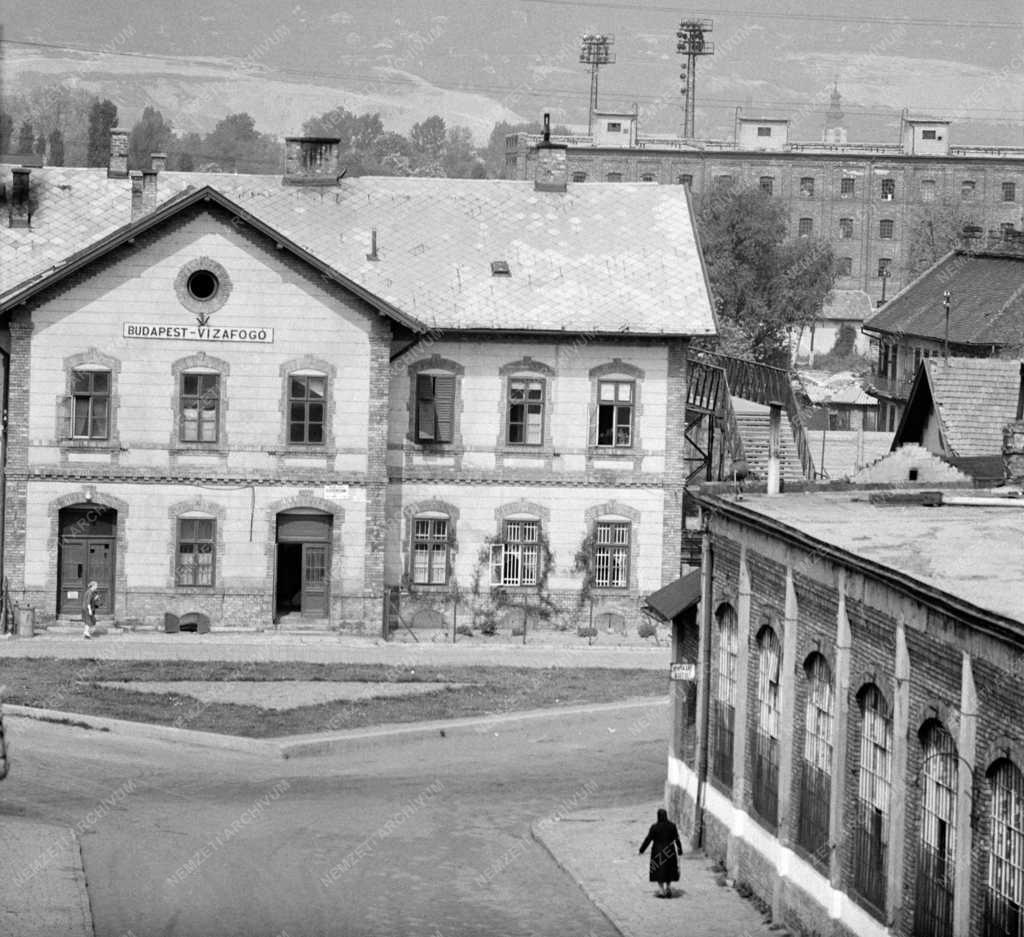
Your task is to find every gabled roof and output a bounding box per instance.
[863,250,1024,346]
[894,356,1023,456]
[0,166,717,338]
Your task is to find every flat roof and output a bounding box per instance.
[703,489,1024,630]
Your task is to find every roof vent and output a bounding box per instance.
[491,260,511,276]
[108,128,129,179]
[534,113,568,193]
[284,137,341,186]
[8,167,31,228]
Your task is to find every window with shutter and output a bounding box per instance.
[416,374,455,443]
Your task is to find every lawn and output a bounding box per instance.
[0,659,667,739]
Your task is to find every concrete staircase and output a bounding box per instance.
[732,398,806,483]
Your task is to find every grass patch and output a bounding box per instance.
[0,658,667,739]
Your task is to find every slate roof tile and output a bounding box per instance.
[1,167,716,337]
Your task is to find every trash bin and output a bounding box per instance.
[15,605,34,638]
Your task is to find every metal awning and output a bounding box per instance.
[642,569,703,623]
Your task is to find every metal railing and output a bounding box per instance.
[865,373,914,400]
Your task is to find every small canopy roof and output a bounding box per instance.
[642,570,702,623]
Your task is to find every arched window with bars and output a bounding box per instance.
[986,758,1024,937]
[852,684,892,913]
[797,653,834,866]
[914,721,958,937]
[752,626,781,827]
[711,604,738,788]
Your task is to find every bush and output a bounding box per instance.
[576,624,597,638]
[637,620,657,640]
[455,623,473,637]
[476,610,498,636]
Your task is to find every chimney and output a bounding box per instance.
[766,401,783,495]
[130,171,144,220]
[283,137,341,185]
[150,152,168,173]
[142,169,158,213]
[108,128,129,178]
[534,113,568,193]
[9,167,31,228]
[1004,363,1024,486]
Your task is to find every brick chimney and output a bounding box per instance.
[142,169,158,213]
[130,171,144,220]
[108,128,129,178]
[8,167,31,228]
[150,152,168,172]
[534,113,568,193]
[283,138,341,185]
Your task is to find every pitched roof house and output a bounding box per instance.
[0,136,716,633]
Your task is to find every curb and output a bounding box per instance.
[531,820,628,937]
[72,830,96,937]
[6,697,669,758]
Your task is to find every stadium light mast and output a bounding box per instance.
[676,19,714,139]
[580,34,616,135]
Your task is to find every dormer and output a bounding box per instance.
[902,118,951,156]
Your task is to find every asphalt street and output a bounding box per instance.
[2,700,669,937]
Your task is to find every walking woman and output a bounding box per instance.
[639,807,682,898]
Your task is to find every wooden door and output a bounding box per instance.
[58,537,114,615]
[301,543,328,618]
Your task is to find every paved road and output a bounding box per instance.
[2,701,669,936]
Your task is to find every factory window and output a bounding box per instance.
[913,722,957,937]
[798,217,813,237]
[1002,182,1017,202]
[572,171,587,183]
[985,759,1024,937]
[881,178,895,200]
[922,129,937,140]
[176,518,215,587]
[961,180,976,200]
[853,685,892,912]
[753,626,781,828]
[878,258,892,277]
[798,654,834,867]
[677,174,693,187]
[839,217,854,239]
[640,173,656,183]
[841,177,855,198]
[606,122,622,133]
[715,175,734,187]
[799,177,815,197]
[921,179,936,202]
[711,604,738,789]
[757,126,772,137]
[760,176,774,195]
[606,172,623,183]
[838,256,853,277]
[879,219,895,239]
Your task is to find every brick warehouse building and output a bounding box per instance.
[507,105,1024,308]
[0,133,715,631]
[665,481,1024,937]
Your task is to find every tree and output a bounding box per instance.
[17,121,34,154]
[34,133,47,157]
[481,120,570,178]
[170,132,203,172]
[906,200,972,277]
[129,106,174,170]
[48,128,65,166]
[302,106,389,175]
[442,126,485,179]
[202,112,281,174]
[409,115,447,162]
[696,181,837,366]
[86,99,119,166]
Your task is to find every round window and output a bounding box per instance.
[187,269,219,301]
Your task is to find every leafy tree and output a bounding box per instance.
[906,200,972,277]
[201,112,281,174]
[0,111,15,153]
[442,126,485,179]
[16,121,34,154]
[481,120,570,178]
[409,115,447,161]
[34,133,47,157]
[47,128,65,166]
[696,181,837,366]
[86,99,119,166]
[302,106,390,175]
[170,132,203,172]
[129,106,174,170]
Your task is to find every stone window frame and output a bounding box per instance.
[960,179,976,200]
[58,348,122,451]
[587,359,645,462]
[402,499,460,592]
[170,352,231,452]
[1002,181,1017,203]
[879,219,895,240]
[572,171,587,183]
[583,500,641,593]
[840,177,855,198]
[880,177,896,201]
[838,256,854,277]
[405,355,466,451]
[168,498,225,592]
[798,217,813,237]
[496,356,555,456]
[921,179,937,202]
[799,176,815,197]
[489,501,550,592]
[759,176,775,195]
[277,355,337,454]
[839,217,854,239]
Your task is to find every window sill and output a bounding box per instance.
[587,446,637,458]
[61,439,121,452]
[174,585,216,593]
[271,447,337,458]
[171,445,228,455]
[408,583,453,593]
[497,445,553,458]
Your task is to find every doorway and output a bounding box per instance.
[275,510,331,620]
[57,505,116,615]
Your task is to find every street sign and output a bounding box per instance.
[669,661,696,681]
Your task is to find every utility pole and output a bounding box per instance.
[676,19,714,139]
[579,34,615,135]
[943,290,951,362]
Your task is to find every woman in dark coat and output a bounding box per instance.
[639,807,682,897]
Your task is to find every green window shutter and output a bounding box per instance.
[433,375,455,442]
[416,374,435,441]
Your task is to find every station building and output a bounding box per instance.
[665,467,1024,937]
[0,132,715,632]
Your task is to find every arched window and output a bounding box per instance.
[914,721,958,937]
[710,604,738,788]
[797,653,834,864]
[288,370,326,445]
[490,516,542,587]
[411,513,451,585]
[176,513,216,587]
[986,759,1024,937]
[753,626,781,826]
[852,684,892,912]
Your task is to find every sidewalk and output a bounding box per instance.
[0,818,92,937]
[534,802,779,937]
[0,629,670,669]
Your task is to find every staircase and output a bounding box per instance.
[732,399,806,483]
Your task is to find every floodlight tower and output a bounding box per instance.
[676,19,714,139]
[580,34,616,135]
